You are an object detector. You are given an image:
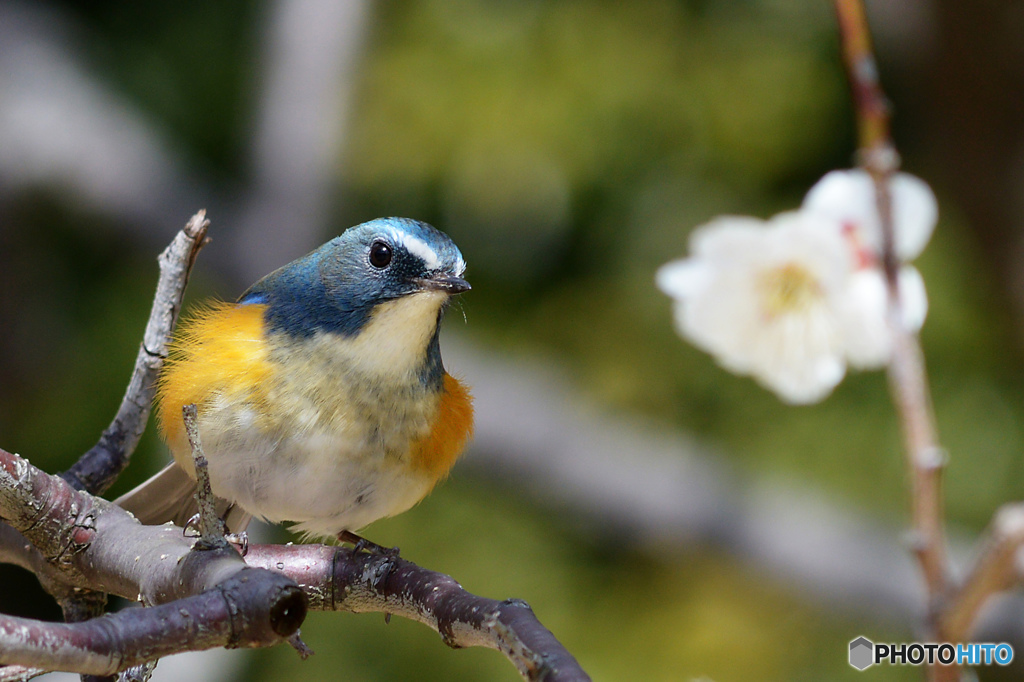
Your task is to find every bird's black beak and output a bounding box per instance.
[416,272,471,294]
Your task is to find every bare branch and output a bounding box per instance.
[3,446,229,601]
[942,504,1024,641]
[0,568,303,676]
[0,447,306,676]
[2,444,586,679]
[181,405,227,546]
[246,544,591,682]
[60,211,210,495]
[0,522,45,574]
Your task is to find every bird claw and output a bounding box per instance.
[183,513,202,537]
[337,530,400,589]
[337,529,400,558]
[225,531,249,556]
[183,514,244,555]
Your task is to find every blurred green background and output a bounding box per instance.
[3,0,1024,680]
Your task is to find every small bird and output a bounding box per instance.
[116,217,473,540]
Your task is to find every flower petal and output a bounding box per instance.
[803,169,937,261]
[688,215,768,259]
[898,265,929,332]
[656,259,712,299]
[748,311,847,404]
[841,269,891,369]
[841,266,929,369]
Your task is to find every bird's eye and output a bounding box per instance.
[369,240,393,268]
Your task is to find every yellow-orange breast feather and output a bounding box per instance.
[158,300,472,490]
[156,301,272,454]
[411,374,474,481]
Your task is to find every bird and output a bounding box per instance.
[115,217,474,541]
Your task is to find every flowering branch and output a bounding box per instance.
[834,0,952,630]
[658,1,1012,677]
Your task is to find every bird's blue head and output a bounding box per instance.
[239,217,469,341]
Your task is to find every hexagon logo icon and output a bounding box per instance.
[849,636,874,670]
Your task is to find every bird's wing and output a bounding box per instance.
[113,462,252,533]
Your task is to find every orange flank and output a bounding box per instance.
[411,374,474,481]
[156,301,272,455]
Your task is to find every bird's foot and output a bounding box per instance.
[337,529,400,558]
[225,531,249,556]
[183,513,245,554]
[337,530,400,590]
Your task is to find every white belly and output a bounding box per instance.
[205,429,435,537]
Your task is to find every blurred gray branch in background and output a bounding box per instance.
[0,1,202,233]
[231,0,371,282]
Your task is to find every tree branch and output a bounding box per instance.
[834,5,963,682]
[181,405,227,546]
[1,445,267,604]
[941,504,1024,641]
[0,446,305,676]
[0,665,47,682]
[0,445,589,680]
[60,211,210,496]
[0,568,303,677]
[835,0,951,613]
[246,543,591,682]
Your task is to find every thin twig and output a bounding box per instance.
[181,404,227,548]
[60,211,210,495]
[941,504,1024,641]
[834,3,955,680]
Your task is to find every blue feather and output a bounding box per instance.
[238,217,465,388]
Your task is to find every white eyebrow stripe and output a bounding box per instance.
[398,233,441,270]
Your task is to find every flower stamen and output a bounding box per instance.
[760,263,822,319]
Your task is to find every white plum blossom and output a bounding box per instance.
[804,169,935,369]
[657,211,854,403]
[657,169,938,404]
[803,169,937,262]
